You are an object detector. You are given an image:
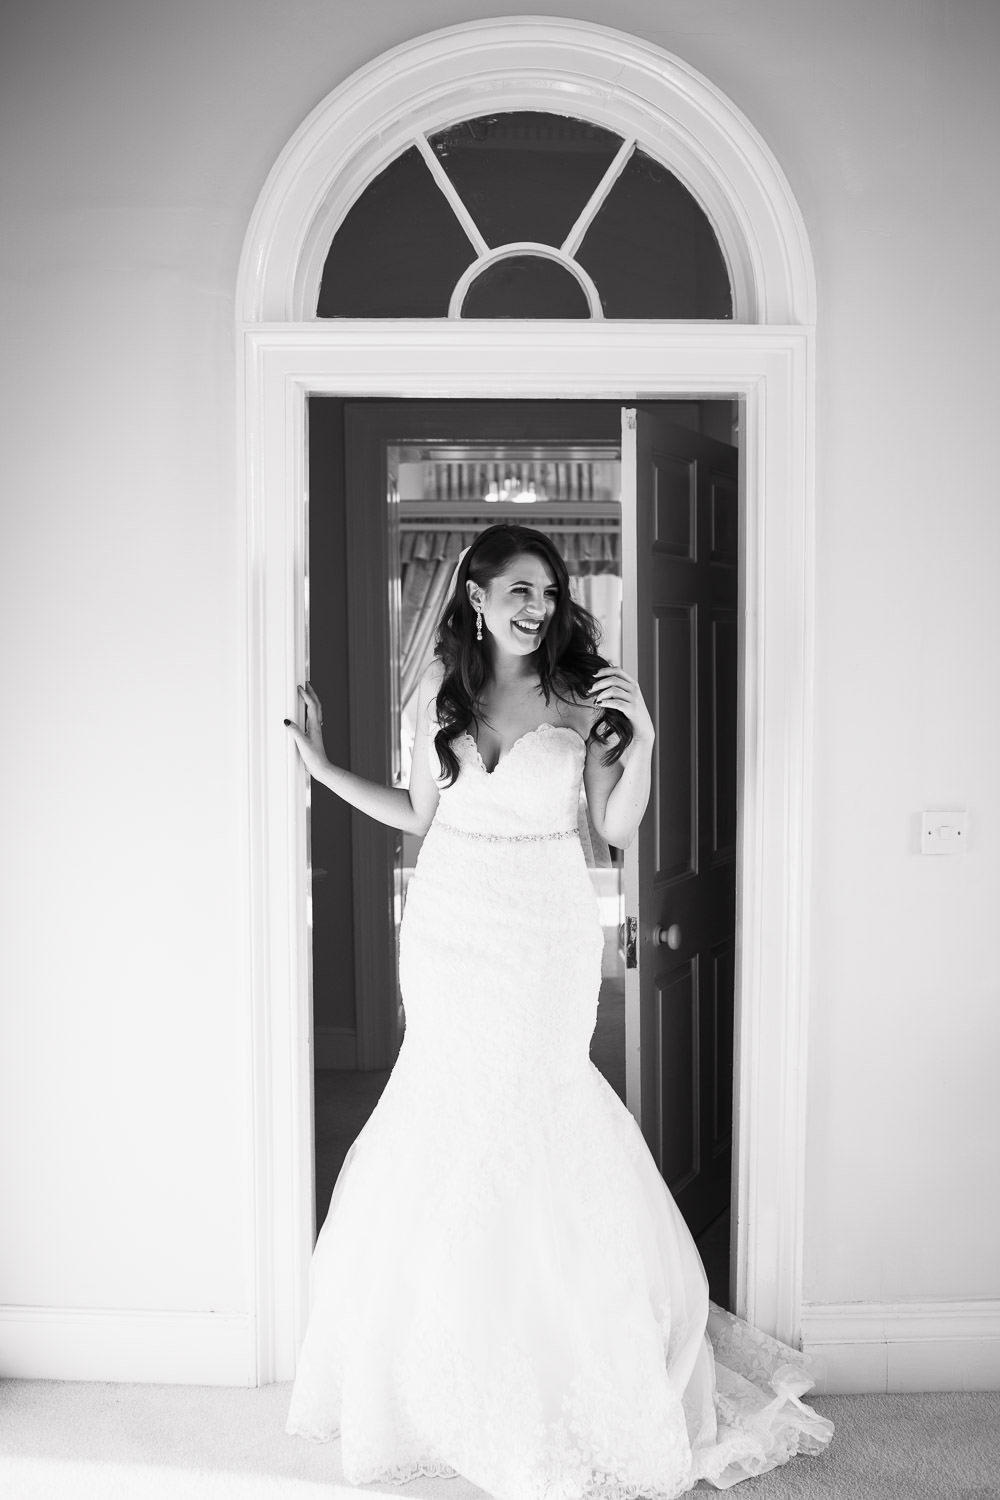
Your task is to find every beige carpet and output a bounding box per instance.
[2,1380,999,1499]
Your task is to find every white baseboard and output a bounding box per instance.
[0,1305,256,1385]
[800,1300,1000,1394]
[8,1299,997,1395]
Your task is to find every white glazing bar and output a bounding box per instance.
[414,134,490,258]
[447,242,604,320]
[561,138,635,259]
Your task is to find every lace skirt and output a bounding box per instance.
[286,820,833,1497]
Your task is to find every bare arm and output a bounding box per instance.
[285,671,441,835]
[582,667,655,849]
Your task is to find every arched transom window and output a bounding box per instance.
[318,111,732,320]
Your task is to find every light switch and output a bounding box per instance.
[920,809,968,855]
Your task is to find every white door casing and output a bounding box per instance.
[236,20,817,1384]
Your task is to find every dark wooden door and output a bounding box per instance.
[622,405,739,1240]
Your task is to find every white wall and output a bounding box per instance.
[1,0,998,1388]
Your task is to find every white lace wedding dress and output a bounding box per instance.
[286,724,833,1498]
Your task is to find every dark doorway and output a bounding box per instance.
[307,398,738,1308]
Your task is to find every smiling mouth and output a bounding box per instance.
[512,619,542,636]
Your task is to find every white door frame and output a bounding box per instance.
[236,21,817,1385]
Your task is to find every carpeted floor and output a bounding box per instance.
[1,1380,998,1500]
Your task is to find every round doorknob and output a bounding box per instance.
[653,923,682,950]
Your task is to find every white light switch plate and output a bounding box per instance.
[920,809,968,855]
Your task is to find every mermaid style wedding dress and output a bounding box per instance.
[286,724,833,1498]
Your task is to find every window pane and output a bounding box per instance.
[318,147,476,317]
[576,149,732,319]
[462,256,590,319]
[429,112,622,249]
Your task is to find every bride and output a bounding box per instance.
[283,523,833,1499]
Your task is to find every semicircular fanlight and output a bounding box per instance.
[317,112,731,321]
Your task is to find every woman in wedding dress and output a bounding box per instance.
[283,523,833,1499]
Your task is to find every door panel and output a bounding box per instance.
[623,405,739,1241]
[657,961,699,1193]
[711,614,738,856]
[709,940,735,1153]
[653,454,697,557]
[709,470,739,565]
[652,605,696,881]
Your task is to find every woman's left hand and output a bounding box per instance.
[588,666,655,745]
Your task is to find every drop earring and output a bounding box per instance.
[475,605,483,642]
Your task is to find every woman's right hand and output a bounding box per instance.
[282,679,428,833]
[284,681,327,768]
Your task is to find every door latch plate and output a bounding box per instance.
[624,915,637,969]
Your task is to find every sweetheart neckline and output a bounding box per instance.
[462,723,586,776]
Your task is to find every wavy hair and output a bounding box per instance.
[432,523,632,785]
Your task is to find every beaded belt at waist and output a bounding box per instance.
[434,822,578,844]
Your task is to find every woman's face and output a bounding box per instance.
[470,552,559,659]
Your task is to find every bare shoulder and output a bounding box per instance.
[414,657,446,732]
[417,657,446,708]
[554,677,600,741]
[420,656,446,690]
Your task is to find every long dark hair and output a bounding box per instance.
[432,523,633,785]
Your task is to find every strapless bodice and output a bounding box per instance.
[432,722,586,838]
